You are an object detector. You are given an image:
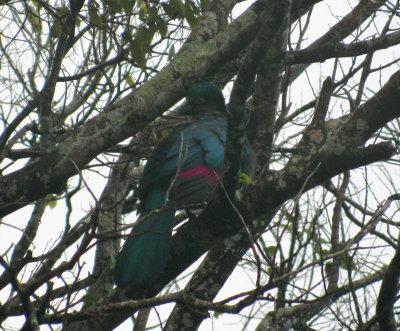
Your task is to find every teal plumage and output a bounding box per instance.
[114,82,253,288]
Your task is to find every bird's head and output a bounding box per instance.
[184,82,226,115]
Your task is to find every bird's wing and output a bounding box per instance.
[138,115,226,202]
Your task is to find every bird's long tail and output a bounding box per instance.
[114,187,174,287]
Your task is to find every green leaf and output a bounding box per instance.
[185,0,200,16]
[130,40,146,68]
[118,0,135,13]
[169,0,185,18]
[50,21,62,38]
[110,256,116,270]
[318,238,330,244]
[45,194,58,209]
[56,6,71,23]
[89,0,104,27]
[340,254,357,271]
[184,0,200,26]
[200,0,210,12]
[266,246,276,256]
[122,28,132,42]
[103,0,122,12]
[139,8,147,21]
[49,6,70,39]
[143,25,156,45]
[185,12,197,28]
[32,0,40,10]
[27,6,41,33]
[138,0,150,21]
[143,6,157,23]
[239,172,252,184]
[125,76,135,86]
[136,25,155,50]
[220,18,228,30]
[156,17,168,38]
[82,293,102,307]
[161,2,177,18]
[138,0,147,10]
[321,249,330,257]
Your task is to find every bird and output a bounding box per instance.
[114,82,254,289]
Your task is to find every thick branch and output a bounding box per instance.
[225,0,292,193]
[285,30,400,65]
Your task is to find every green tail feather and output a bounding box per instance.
[114,187,174,287]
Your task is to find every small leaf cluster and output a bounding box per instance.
[94,0,203,68]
